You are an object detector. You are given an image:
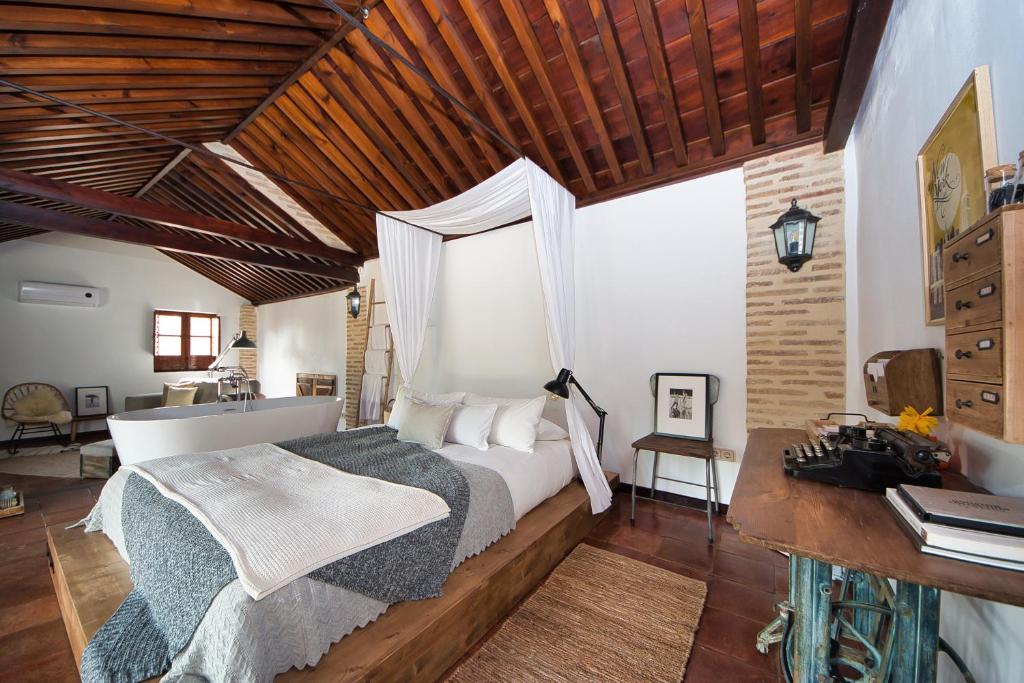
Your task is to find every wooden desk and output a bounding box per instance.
[728,428,1024,682]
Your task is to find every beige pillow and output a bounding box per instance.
[13,389,62,418]
[162,381,196,406]
[396,399,456,450]
[163,385,198,407]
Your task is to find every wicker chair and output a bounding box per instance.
[2,383,72,454]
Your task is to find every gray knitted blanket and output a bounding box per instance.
[81,427,469,683]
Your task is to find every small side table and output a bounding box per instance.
[630,433,721,543]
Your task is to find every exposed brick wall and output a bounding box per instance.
[344,286,369,428]
[238,304,257,380]
[744,144,846,429]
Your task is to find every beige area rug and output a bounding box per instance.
[447,543,707,683]
[0,444,80,478]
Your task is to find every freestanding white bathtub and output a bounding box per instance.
[108,396,344,465]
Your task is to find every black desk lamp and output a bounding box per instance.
[544,368,607,463]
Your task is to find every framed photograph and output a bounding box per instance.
[75,386,109,417]
[916,65,997,325]
[654,373,712,441]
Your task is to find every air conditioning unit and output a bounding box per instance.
[18,281,103,308]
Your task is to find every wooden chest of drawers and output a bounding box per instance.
[942,204,1024,443]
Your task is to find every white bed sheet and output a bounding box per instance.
[435,439,576,520]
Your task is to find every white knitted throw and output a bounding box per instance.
[125,443,450,600]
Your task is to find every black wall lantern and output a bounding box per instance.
[346,286,361,319]
[770,198,820,272]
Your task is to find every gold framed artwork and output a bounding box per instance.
[917,65,997,325]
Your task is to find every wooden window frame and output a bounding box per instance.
[153,309,221,373]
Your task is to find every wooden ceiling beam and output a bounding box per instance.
[388,0,509,174]
[737,0,766,145]
[3,110,253,133]
[0,88,272,108]
[633,0,688,166]
[221,2,379,144]
[586,0,652,175]
[794,0,813,133]
[823,0,894,152]
[3,200,357,280]
[340,38,471,192]
[297,72,432,205]
[3,5,323,46]
[0,33,310,61]
[315,55,443,201]
[0,167,360,264]
[0,139,181,163]
[23,0,342,30]
[6,100,260,120]
[0,56,294,77]
[361,12,489,185]
[684,0,725,156]
[542,0,623,184]
[0,74,278,92]
[442,4,565,187]
[497,0,597,193]
[234,126,377,255]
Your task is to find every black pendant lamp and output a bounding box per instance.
[346,286,361,319]
[770,198,820,272]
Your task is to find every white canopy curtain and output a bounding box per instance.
[376,158,613,513]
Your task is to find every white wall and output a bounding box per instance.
[851,1,1024,679]
[0,233,244,437]
[257,291,347,399]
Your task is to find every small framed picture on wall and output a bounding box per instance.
[653,373,713,441]
[75,386,110,417]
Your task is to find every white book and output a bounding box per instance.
[885,489,1024,563]
[920,545,1024,573]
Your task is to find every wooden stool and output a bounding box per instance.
[630,433,720,543]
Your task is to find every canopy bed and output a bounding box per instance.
[48,158,616,682]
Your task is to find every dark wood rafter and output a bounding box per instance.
[684,0,725,157]
[823,0,895,152]
[497,0,597,194]
[0,200,357,281]
[452,0,567,186]
[737,0,766,146]
[0,166,359,264]
[542,0,623,184]
[633,0,688,167]
[794,0,813,133]
[585,0,653,176]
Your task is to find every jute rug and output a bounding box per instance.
[0,445,80,478]
[447,542,707,682]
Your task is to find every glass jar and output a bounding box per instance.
[986,164,1016,212]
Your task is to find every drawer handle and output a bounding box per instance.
[954,349,972,359]
[952,251,970,263]
[955,300,972,310]
[956,399,973,409]
[977,338,995,351]
[978,284,997,298]
[976,228,994,246]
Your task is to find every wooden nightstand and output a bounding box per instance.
[630,432,720,543]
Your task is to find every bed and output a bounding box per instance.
[50,427,607,683]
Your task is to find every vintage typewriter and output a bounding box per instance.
[783,418,946,492]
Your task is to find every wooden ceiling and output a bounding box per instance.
[0,0,887,304]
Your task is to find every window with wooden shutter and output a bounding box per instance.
[153,310,220,372]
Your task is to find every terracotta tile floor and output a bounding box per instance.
[0,469,785,682]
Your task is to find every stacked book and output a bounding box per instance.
[885,484,1024,572]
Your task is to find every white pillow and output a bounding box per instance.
[445,404,498,450]
[464,393,545,452]
[536,418,569,441]
[396,400,455,450]
[387,386,465,429]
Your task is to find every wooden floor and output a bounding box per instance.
[0,471,785,682]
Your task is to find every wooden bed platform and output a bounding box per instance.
[47,471,617,682]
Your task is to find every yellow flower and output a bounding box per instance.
[897,406,939,436]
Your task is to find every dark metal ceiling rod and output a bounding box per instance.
[318,0,525,160]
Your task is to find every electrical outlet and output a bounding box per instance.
[713,448,736,462]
